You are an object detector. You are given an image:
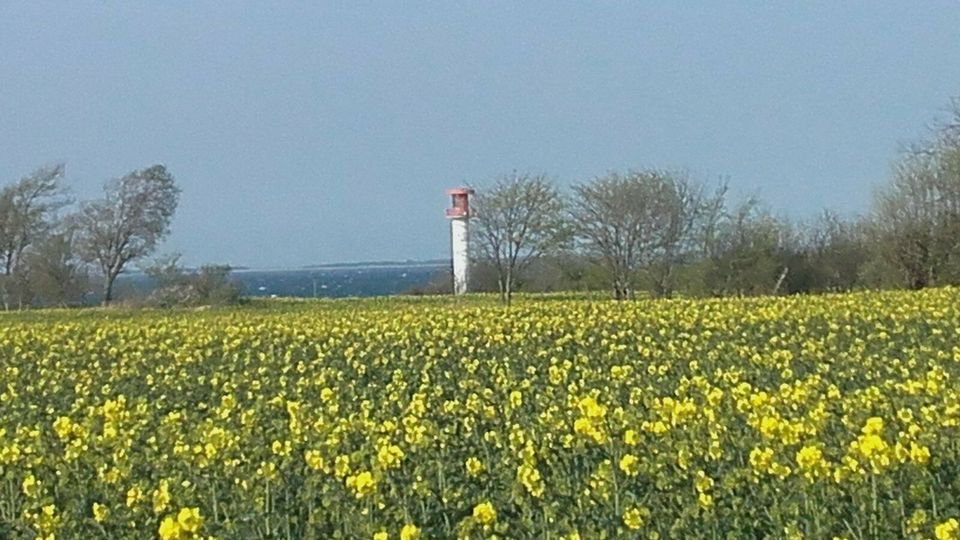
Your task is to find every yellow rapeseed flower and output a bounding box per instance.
[305,449,325,471]
[622,506,649,530]
[177,507,203,533]
[158,516,181,540]
[22,474,39,498]
[936,519,959,540]
[473,501,497,525]
[346,471,377,498]
[465,457,483,477]
[618,454,639,476]
[399,524,421,540]
[92,502,109,523]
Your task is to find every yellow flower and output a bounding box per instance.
[346,471,377,498]
[153,480,171,514]
[334,455,351,478]
[909,442,930,465]
[126,485,143,508]
[22,474,39,498]
[517,463,544,497]
[577,396,606,419]
[376,443,405,469]
[53,416,73,439]
[622,506,649,530]
[92,502,109,523]
[851,434,891,473]
[694,470,714,493]
[749,447,774,474]
[907,509,929,534]
[400,524,421,540]
[796,445,827,480]
[177,507,203,533]
[573,416,608,444]
[936,519,960,540]
[305,450,325,471]
[465,457,483,477]
[862,417,884,435]
[158,515,182,540]
[271,439,290,456]
[618,454,639,476]
[473,501,497,525]
[373,532,388,540]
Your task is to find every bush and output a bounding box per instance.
[143,256,242,307]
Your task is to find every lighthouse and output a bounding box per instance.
[445,187,474,295]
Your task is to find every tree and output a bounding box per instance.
[870,97,960,289]
[800,209,870,292]
[25,229,89,307]
[75,165,180,305]
[571,169,702,299]
[0,163,68,309]
[703,198,786,296]
[873,150,960,289]
[471,173,569,305]
[645,174,711,297]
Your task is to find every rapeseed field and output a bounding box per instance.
[1,289,959,539]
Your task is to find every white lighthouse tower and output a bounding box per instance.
[445,187,474,295]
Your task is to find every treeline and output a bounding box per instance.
[462,96,960,304]
[0,164,238,309]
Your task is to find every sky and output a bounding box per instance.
[2,2,959,268]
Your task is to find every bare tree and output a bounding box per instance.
[647,174,710,297]
[693,181,729,260]
[871,96,960,289]
[876,101,960,289]
[471,173,569,305]
[571,169,698,300]
[0,163,68,309]
[802,209,870,291]
[74,165,180,305]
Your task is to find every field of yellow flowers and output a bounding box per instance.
[1,288,960,539]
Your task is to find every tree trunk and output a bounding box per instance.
[772,266,789,295]
[504,267,513,306]
[613,273,630,301]
[102,272,116,306]
[654,264,674,299]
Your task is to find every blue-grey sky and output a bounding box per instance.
[2,2,959,267]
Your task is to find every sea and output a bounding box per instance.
[115,261,449,299]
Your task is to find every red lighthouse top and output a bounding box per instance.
[445,187,474,218]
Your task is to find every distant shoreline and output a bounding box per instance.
[296,259,448,270]
[120,260,450,275]
[114,262,446,300]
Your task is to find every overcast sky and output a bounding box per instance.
[2,2,959,267]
